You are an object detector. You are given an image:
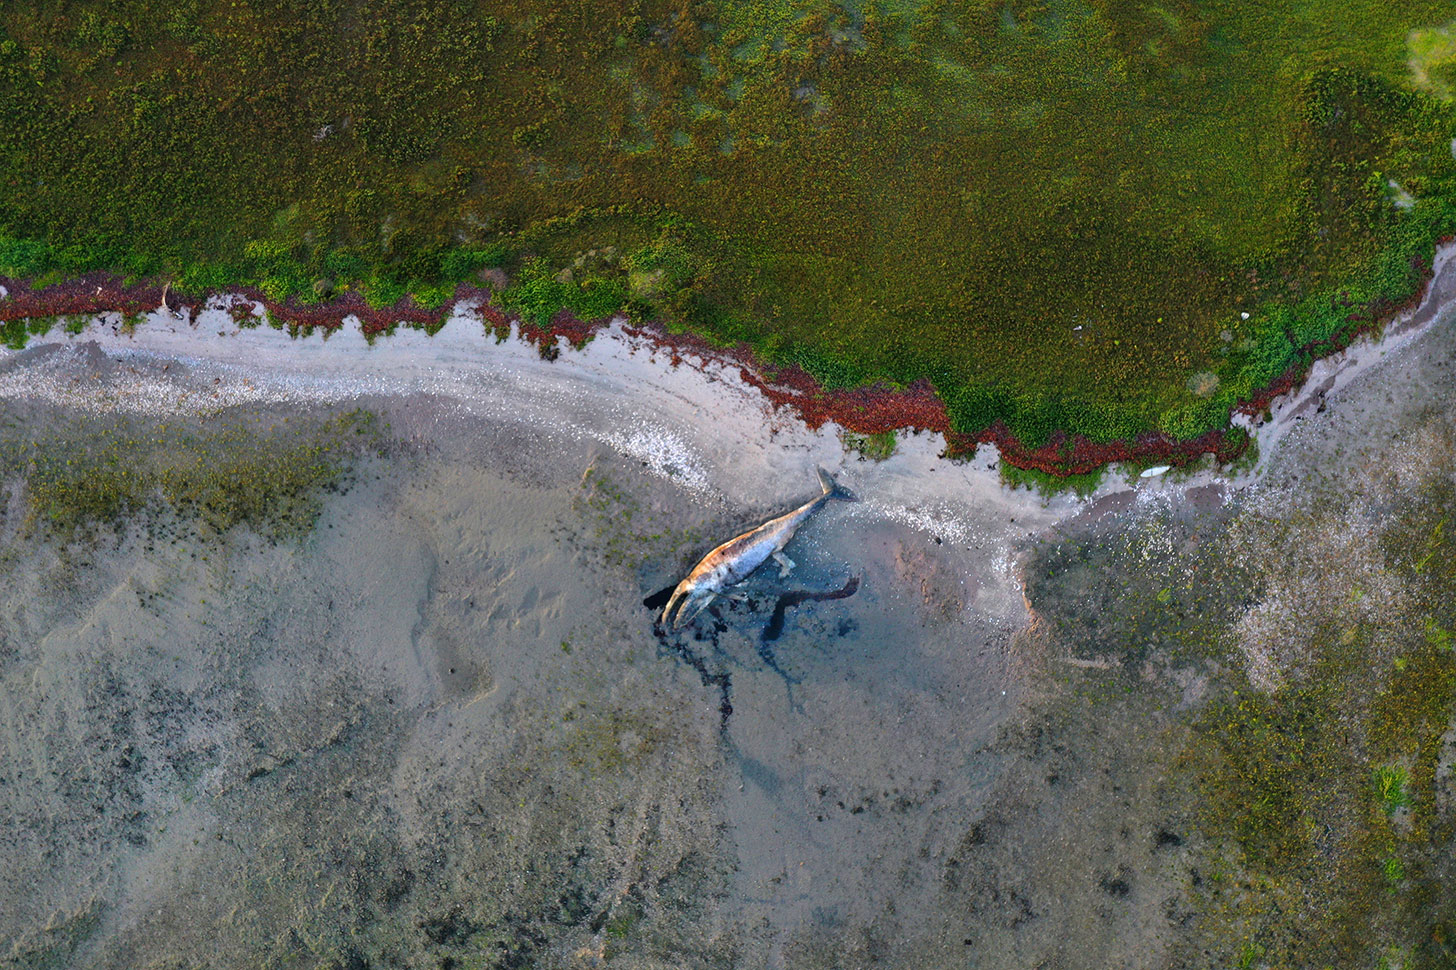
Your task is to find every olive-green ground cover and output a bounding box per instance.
[1007,462,1456,967]
[0,408,382,539]
[2,2,1456,446]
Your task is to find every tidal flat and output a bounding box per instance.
[1,282,1455,968]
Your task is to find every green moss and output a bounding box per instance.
[603,902,641,941]
[1378,945,1413,970]
[559,705,661,772]
[1426,616,1453,651]
[1195,684,1345,868]
[1235,940,1264,969]
[572,464,703,572]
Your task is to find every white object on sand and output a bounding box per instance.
[1140,465,1172,478]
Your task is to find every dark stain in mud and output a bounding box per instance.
[756,577,861,711]
[646,586,734,728]
[659,632,734,730]
[641,584,676,612]
[761,576,861,643]
[644,576,860,730]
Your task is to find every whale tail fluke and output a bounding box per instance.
[816,467,858,503]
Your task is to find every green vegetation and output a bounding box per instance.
[841,429,897,461]
[0,409,381,538]
[1,3,1455,448]
[1181,486,1456,967]
[0,316,53,349]
[1000,460,1105,496]
[1011,426,1456,967]
[1410,20,1456,100]
[497,254,628,331]
[1376,764,1413,815]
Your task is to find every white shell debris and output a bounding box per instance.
[1139,465,1172,478]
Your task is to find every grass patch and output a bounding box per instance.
[1,408,382,539]
[1375,764,1413,815]
[1409,20,1456,100]
[1001,461,1105,498]
[0,316,55,349]
[841,430,897,461]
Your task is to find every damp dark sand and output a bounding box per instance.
[2,255,1456,968]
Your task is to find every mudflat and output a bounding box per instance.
[2,272,1455,967]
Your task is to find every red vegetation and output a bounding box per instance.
[1,244,1447,477]
[616,318,1249,474]
[0,274,179,322]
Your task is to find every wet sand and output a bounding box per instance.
[2,243,1455,967]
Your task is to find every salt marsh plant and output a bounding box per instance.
[840,430,896,462]
[1000,461,1106,498]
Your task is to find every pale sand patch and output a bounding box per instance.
[1409,21,1456,101]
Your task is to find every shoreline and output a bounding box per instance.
[1,226,1449,588]
[0,285,1097,631]
[1,235,1450,477]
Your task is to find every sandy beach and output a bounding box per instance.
[3,243,1456,968]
